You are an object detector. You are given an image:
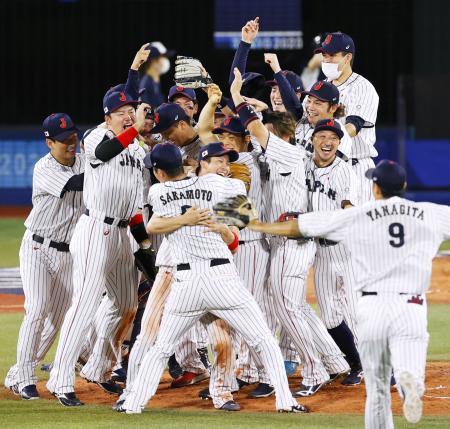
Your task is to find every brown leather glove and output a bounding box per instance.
[229,163,251,192]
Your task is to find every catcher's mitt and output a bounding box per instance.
[213,195,258,228]
[229,163,251,192]
[174,56,213,89]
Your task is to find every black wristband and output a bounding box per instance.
[130,222,148,244]
[236,102,258,127]
[346,115,365,133]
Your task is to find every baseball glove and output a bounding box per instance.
[213,195,258,228]
[174,56,213,89]
[229,163,251,192]
[134,247,157,282]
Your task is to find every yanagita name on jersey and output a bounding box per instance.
[366,204,425,221]
[160,188,213,205]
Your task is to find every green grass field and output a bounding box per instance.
[0,217,449,428]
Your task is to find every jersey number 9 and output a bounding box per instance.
[388,222,405,248]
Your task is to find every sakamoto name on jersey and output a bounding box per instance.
[160,188,213,205]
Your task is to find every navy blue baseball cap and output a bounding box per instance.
[266,70,304,93]
[303,80,339,104]
[312,119,344,139]
[146,143,183,170]
[145,41,175,59]
[42,113,79,141]
[168,85,197,102]
[314,32,355,55]
[150,103,191,134]
[103,91,138,115]
[103,84,145,104]
[365,160,406,193]
[212,116,248,136]
[198,142,239,162]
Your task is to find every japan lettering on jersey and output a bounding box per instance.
[25,153,85,242]
[83,127,144,219]
[304,156,359,211]
[296,118,352,161]
[328,73,379,159]
[149,174,246,264]
[298,197,450,294]
[261,132,309,222]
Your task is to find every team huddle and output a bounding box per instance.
[6,17,450,428]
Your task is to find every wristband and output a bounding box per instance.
[227,232,239,252]
[129,213,148,243]
[117,126,138,148]
[236,102,259,127]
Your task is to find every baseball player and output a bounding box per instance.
[167,85,198,122]
[117,142,308,414]
[304,118,363,385]
[247,159,448,427]
[230,67,349,397]
[197,85,274,397]
[315,32,379,202]
[5,114,84,401]
[46,92,150,406]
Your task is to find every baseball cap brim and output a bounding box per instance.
[365,168,376,180]
[265,79,277,87]
[212,127,246,136]
[52,127,80,142]
[314,46,341,55]
[302,90,334,103]
[313,125,344,139]
[107,100,139,114]
[168,91,196,102]
[202,148,239,163]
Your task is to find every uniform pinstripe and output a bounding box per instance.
[46,130,144,395]
[262,133,348,385]
[305,156,359,331]
[122,174,299,412]
[5,153,84,392]
[330,73,379,202]
[298,198,450,428]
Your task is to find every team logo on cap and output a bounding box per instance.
[44,131,49,136]
[223,117,232,126]
[119,92,126,102]
[154,113,159,124]
[176,86,184,91]
[324,34,332,45]
[313,81,324,91]
[326,119,335,127]
[59,117,67,129]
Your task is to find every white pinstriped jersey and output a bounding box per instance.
[236,152,263,241]
[180,136,202,163]
[154,237,173,267]
[304,156,359,211]
[25,153,85,243]
[149,174,246,264]
[83,127,145,219]
[295,117,352,160]
[328,73,379,159]
[261,133,308,222]
[298,197,450,294]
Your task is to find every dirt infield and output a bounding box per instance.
[0,206,31,218]
[1,256,449,414]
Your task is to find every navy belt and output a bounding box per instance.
[318,238,338,247]
[362,291,424,305]
[85,209,128,228]
[351,158,359,166]
[177,258,230,271]
[32,234,69,252]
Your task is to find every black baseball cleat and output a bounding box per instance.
[236,378,250,389]
[110,367,127,384]
[342,370,364,386]
[249,383,275,398]
[95,380,123,395]
[8,383,20,396]
[327,370,348,384]
[55,392,84,407]
[293,382,324,397]
[199,387,211,400]
[168,354,183,379]
[112,399,125,411]
[278,404,310,413]
[21,384,40,400]
[197,347,211,371]
[220,400,240,411]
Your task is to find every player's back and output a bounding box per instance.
[149,173,246,264]
[345,197,450,294]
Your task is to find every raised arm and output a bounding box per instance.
[228,17,259,85]
[198,84,222,143]
[230,68,269,148]
[126,43,151,100]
